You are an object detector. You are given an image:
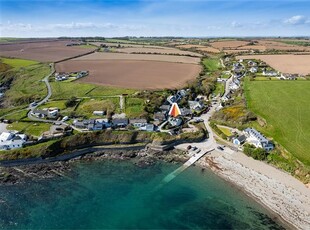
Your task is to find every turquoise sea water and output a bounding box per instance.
[0,160,285,229]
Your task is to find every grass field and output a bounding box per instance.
[7,122,51,137]
[202,57,221,72]
[244,79,310,166]
[1,58,39,68]
[4,63,50,106]
[50,81,137,100]
[125,97,145,118]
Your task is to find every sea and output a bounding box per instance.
[0,160,286,229]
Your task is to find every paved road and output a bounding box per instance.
[27,63,55,122]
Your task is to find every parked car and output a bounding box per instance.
[187,145,192,150]
[30,102,37,107]
[217,146,224,151]
[196,149,201,153]
[192,146,197,151]
[62,116,69,122]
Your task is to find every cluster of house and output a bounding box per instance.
[71,89,207,133]
[154,89,206,129]
[72,117,155,132]
[0,131,27,151]
[233,127,274,151]
[55,71,89,81]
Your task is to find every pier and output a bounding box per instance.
[157,148,214,189]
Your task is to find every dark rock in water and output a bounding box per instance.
[135,157,156,168]
[122,151,137,158]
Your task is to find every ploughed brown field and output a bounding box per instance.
[0,40,97,62]
[209,39,310,54]
[75,52,200,64]
[237,54,310,75]
[114,47,202,57]
[56,60,201,89]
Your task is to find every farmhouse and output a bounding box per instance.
[244,128,274,151]
[0,131,27,150]
[55,73,69,81]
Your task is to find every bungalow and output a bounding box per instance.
[129,118,148,128]
[112,118,129,128]
[244,128,274,151]
[233,135,247,145]
[0,131,27,150]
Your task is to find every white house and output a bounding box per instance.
[249,67,258,73]
[263,70,278,76]
[244,128,274,151]
[233,135,246,145]
[0,131,27,150]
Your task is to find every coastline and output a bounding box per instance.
[197,151,310,230]
[1,147,309,229]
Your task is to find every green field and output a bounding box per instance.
[7,122,51,137]
[2,63,49,106]
[1,58,39,68]
[125,97,145,118]
[244,79,310,166]
[202,58,221,72]
[50,81,136,100]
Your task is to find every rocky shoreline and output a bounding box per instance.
[0,148,189,185]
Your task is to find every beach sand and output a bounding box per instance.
[198,151,310,230]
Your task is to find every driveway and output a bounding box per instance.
[0,123,8,133]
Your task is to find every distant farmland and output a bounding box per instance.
[0,40,97,62]
[56,59,201,89]
[244,80,310,166]
[75,52,200,64]
[237,54,310,75]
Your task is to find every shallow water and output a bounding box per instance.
[0,160,285,229]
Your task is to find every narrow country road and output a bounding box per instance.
[27,63,55,123]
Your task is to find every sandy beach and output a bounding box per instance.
[198,150,310,230]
